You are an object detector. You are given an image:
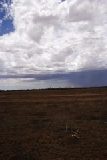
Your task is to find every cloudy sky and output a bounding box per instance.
[0,0,107,90]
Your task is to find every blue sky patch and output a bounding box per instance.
[0,0,14,36]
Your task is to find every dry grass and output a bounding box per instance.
[0,87,107,160]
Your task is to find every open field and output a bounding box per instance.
[0,87,107,160]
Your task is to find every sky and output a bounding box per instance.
[0,0,14,35]
[0,0,107,90]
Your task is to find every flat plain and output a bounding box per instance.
[0,87,107,160]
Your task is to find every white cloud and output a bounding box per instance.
[0,0,107,77]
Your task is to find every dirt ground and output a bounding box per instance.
[0,87,107,160]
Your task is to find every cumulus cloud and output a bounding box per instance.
[0,0,107,89]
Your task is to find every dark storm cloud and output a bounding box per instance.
[0,69,107,88]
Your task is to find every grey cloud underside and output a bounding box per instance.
[0,69,107,88]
